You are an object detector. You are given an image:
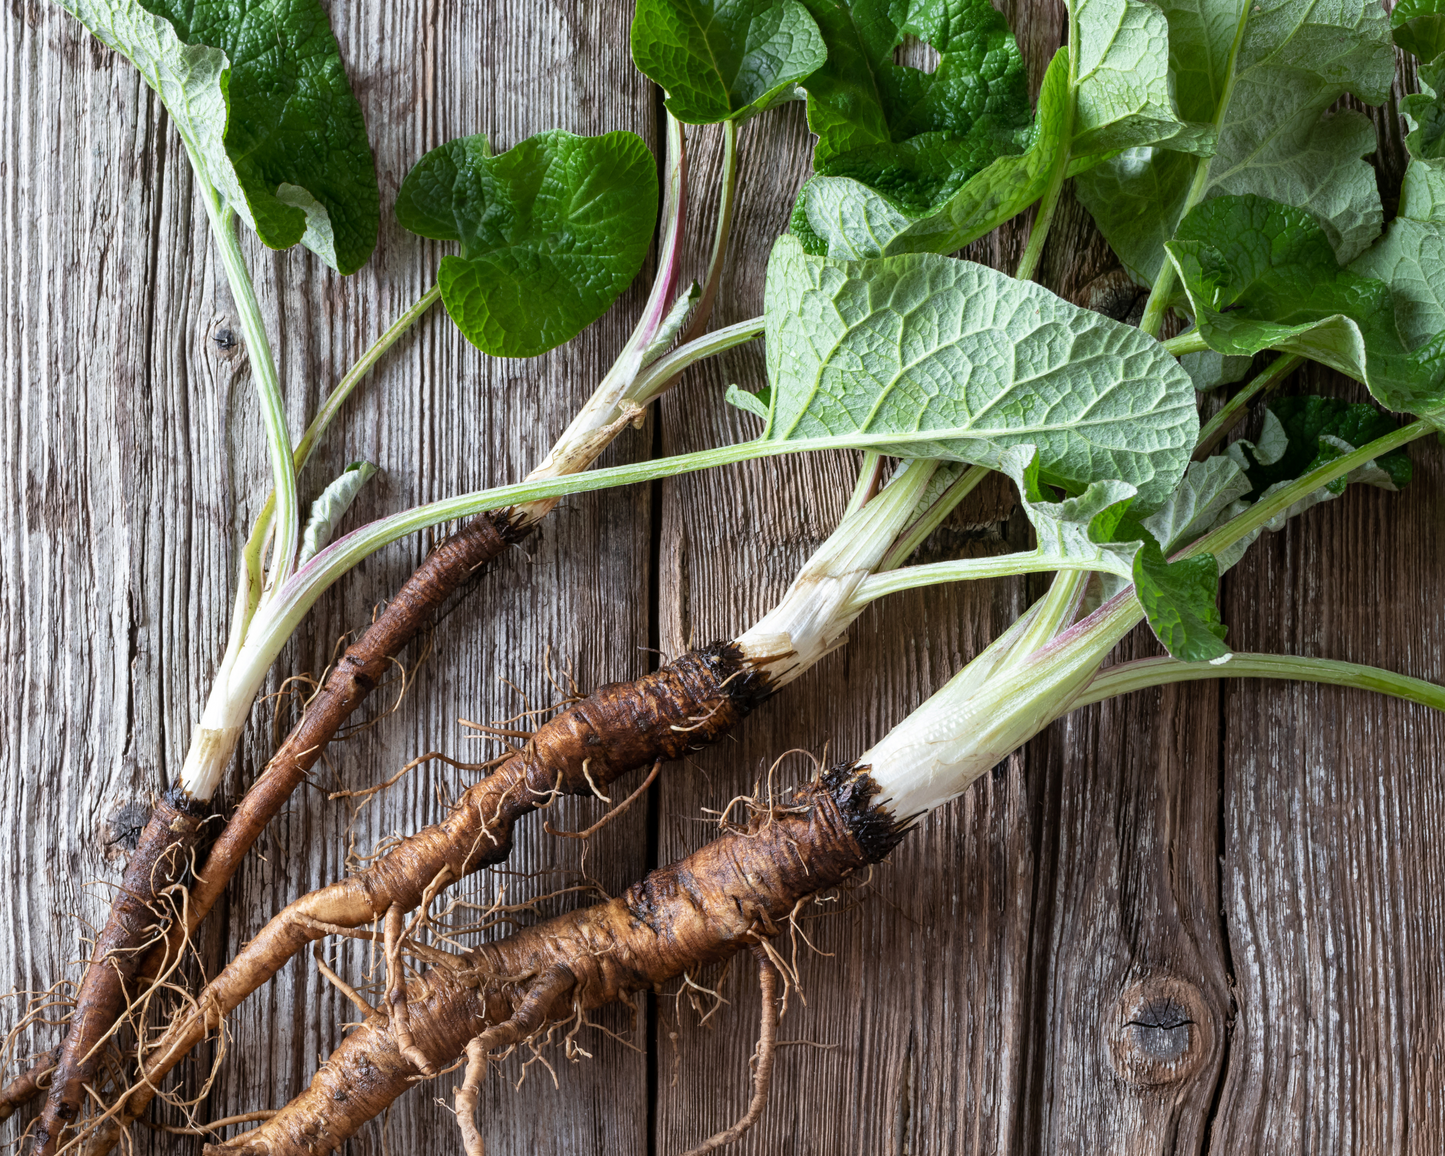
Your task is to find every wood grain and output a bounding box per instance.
[2,1,1444,1154]
[0,3,655,1152]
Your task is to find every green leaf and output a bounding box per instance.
[1164,194,1445,422]
[793,0,1215,260]
[1179,348,1252,391]
[800,0,1033,193]
[762,235,1198,506]
[396,131,659,359]
[630,0,825,124]
[60,0,380,273]
[999,445,1142,575]
[725,383,772,420]
[1229,396,1413,497]
[1357,10,1445,364]
[1070,0,1215,162]
[789,0,1039,257]
[1397,11,1445,168]
[1141,453,1252,551]
[1132,541,1229,662]
[1207,397,1414,569]
[1076,0,1395,285]
[1393,0,1445,63]
[642,283,704,368]
[796,48,1068,258]
[999,445,1238,661]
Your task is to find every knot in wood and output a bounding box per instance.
[101,800,149,861]
[1107,976,1212,1087]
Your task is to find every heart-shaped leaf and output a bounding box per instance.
[631,0,825,124]
[396,130,659,358]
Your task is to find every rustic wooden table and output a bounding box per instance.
[3,1,1443,1152]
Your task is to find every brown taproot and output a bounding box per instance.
[115,643,772,1138]
[35,510,519,1156]
[0,1047,59,1121]
[166,509,523,955]
[201,766,901,1156]
[32,788,207,1155]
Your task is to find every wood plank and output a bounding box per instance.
[0,3,655,1152]
[650,89,1036,1156]
[1213,362,1445,1151]
[5,1,1445,1153]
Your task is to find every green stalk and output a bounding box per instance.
[200,196,299,592]
[1193,353,1301,459]
[676,117,740,351]
[1007,568,1090,658]
[1014,137,1071,283]
[295,284,443,472]
[235,284,444,638]
[243,435,1012,673]
[1076,653,1445,712]
[1162,330,1209,357]
[843,452,885,518]
[852,549,1107,610]
[629,316,764,410]
[1015,25,1077,285]
[1137,1,1253,339]
[876,465,990,572]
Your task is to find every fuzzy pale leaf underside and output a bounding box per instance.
[762,236,1198,507]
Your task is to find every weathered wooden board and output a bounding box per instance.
[0,2,656,1151]
[1,1,1442,1154]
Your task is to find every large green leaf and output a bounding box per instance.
[1394,0,1445,63]
[1076,0,1394,285]
[1069,0,1214,161]
[60,0,379,273]
[1164,194,1445,422]
[762,235,1198,506]
[794,0,1212,260]
[395,131,658,359]
[795,49,1068,258]
[631,0,825,124]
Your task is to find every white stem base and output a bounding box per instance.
[735,461,937,689]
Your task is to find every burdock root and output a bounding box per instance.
[32,788,208,1155]
[161,509,525,964]
[36,511,522,1156]
[115,642,773,1141]
[202,765,903,1156]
